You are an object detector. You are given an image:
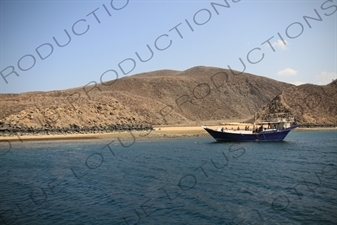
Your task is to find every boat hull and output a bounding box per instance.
[203,125,297,142]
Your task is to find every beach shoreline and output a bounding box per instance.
[0,126,336,142]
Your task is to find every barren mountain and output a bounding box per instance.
[256,80,337,127]
[0,66,294,135]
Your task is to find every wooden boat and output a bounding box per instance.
[202,114,298,142]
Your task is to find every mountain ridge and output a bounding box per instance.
[1,66,335,136]
[256,80,337,127]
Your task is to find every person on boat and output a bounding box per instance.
[221,127,224,132]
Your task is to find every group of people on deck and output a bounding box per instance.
[254,125,264,133]
[219,124,282,133]
[220,126,250,132]
[253,124,278,133]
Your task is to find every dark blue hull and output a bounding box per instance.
[203,125,297,142]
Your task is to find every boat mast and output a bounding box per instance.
[253,113,256,131]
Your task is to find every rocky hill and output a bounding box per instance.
[0,66,294,135]
[255,80,337,127]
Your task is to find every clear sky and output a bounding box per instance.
[0,0,336,94]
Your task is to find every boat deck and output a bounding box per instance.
[214,128,278,134]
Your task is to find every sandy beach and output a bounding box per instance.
[0,126,208,142]
[0,125,336,142]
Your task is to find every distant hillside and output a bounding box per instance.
[255,80,337,127]
[0,66,293,135]
[96,66,293,124]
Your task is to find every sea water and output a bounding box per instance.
[0,131,336,225]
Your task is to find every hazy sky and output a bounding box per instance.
[1,0,336,94]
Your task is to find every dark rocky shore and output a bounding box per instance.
[0,122,153,137]
[298,123,336,128]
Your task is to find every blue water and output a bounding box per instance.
[0,131,336,225]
